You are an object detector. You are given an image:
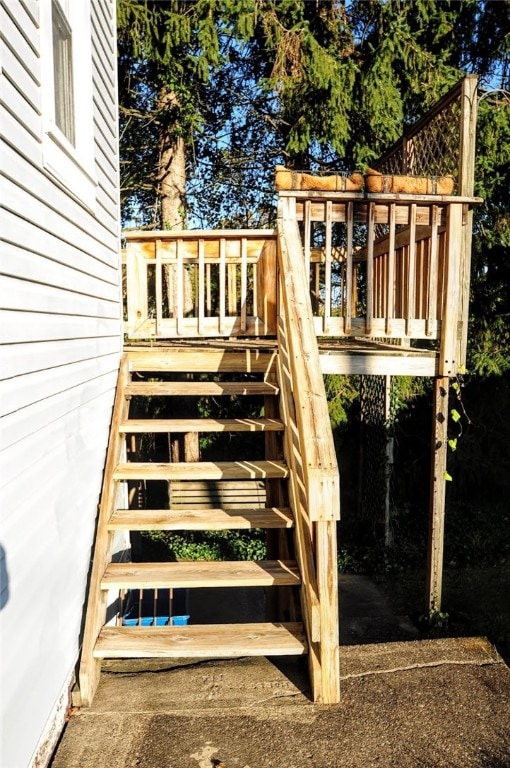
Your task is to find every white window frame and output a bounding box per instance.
[39,0,97,209]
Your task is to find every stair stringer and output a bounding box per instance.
[276,339,323,697]
[77,354,131,707]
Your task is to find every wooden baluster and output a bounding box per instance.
[406,204,417,336]
[252,261,258,330]
[375,253,381,318]
[345,202,353,335]
[427,205,439,336]
[206,262,211,317]
[304,199,311,281]
[155,238,162,335]
[314,260,320,316]
[176,239,184,336]
[340,262,345,319]
[324,200,332,334]
[416,238,424,318]
[219,238,226,334]
[198,238,205,335]
[366,203,375,335]
[228,260,237,317]
[386,204,396,335]
[240,237,248,332]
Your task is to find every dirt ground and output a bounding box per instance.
[378,564,510,662]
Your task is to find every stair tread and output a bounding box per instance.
[108,507,294,530]
[101,559,301,589]
[119,418,284,433]
[93,622,307,658]
[125,382,279,397]
[113,460,288,481]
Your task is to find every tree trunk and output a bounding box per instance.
[158,88,199,466]
[157,86,193,318]
[158,88,186,229]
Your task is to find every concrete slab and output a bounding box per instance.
[51,637,510,768]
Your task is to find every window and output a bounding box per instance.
[40,0,97,208]
[52,1,75,146]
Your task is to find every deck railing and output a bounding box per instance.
[124,230,277,339]
[278,190,474,374]
[124,188,473,376]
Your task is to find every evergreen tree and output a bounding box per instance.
[117,0,224,228]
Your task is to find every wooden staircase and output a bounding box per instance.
[79,213,341,706]
[77,345,319,706]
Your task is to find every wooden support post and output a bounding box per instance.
[426,376,449,615]
[457,75,478,366]
[384,374,393,548]
[316,520,340,703]
[257,238,277,335]
[126,242,149,338]
[440,204,463,375]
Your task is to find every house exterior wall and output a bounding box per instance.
[0,1,122,766]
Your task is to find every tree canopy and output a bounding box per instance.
[118,0,508,222]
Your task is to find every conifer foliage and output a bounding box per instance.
[118,1,508,226]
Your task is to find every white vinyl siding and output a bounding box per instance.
[0,1,122,766]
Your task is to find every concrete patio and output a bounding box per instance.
[51,576,510,768]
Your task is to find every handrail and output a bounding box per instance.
[277,213,340,521]
[276,198,340,702]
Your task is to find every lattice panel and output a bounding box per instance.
[376,149,403,176]
[376,87,463,184]
[406,99,461,180]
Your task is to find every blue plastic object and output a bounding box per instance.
[171,615,190,626]
[123,615,189,626]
